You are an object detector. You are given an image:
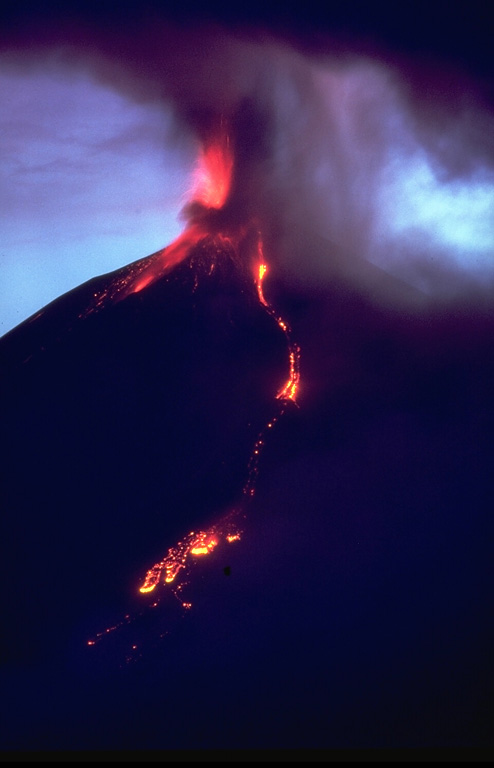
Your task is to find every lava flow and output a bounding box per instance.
[86,122,300,655]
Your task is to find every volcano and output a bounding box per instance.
[1,228,493,752]
[0,232,293,662]
[1,3,493,754]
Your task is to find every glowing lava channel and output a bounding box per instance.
[133,242,300,602]
[255,247,300,404]
[86,123,300,655]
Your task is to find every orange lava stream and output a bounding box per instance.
[86,124,301,653]
[255,256,301,404]
[138,518,240,596]
[80,224,209,318]
[134,244,300,600]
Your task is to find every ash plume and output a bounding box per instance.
[1,7,493,309]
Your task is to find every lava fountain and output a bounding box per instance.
[80,125,235,314]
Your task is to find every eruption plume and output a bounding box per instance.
[1,18,493,333]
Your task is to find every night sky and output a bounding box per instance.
[1,1,493,759]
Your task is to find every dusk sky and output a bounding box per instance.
[1,1,493,758]
[0,64,194,334]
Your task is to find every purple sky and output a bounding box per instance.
[0,65,196,333]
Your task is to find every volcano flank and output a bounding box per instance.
[1,229,494,750]
[0,237,288,662]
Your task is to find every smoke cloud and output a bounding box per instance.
[1,10,493,310]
